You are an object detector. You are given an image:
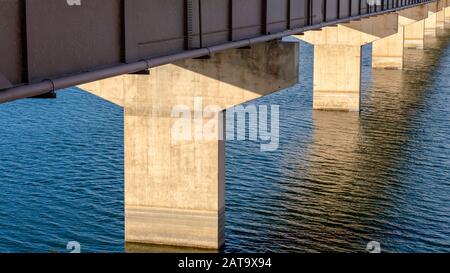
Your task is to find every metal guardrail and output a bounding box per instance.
[0,0,436,103]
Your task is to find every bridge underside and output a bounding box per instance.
[0,0,437,96]
[296,1,448,112]
[1,0,448,250]
[81,1,450,249]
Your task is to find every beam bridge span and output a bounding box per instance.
[1,0,449,249]
[0,0,437,102]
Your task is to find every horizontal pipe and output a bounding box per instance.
[0,0,435,104]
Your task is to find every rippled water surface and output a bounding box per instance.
[0,32,449,253]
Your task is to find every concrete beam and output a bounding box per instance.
[397,4,429,25]
[297,14,398,111]
[79,41,299,249]
[301,14,399,46]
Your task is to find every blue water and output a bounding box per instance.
[0,33,449,253]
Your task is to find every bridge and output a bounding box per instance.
[0,0,448,249]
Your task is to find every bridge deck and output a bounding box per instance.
[0,0,434,102]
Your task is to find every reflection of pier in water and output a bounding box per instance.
[273,29,450,252]
[0,0,447,251]
[125,242,218,253]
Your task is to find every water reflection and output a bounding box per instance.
[225,30,450,253]
[125,242,219,253]
[0,28,448,253]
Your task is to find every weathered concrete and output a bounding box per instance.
[436,0,445,29]
[372,27,405,70]
[372,6,428,69]
[298,14,398,111]
[313,44,362,111]
[445,0,450,26]
[79,41,299,249]
[405,20,426,49]
[425,2,438,37]
[437,10,446,29]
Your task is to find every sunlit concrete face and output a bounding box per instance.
[437,10,446,29]
[372,5,429,70]
[372,27,405,70]
[445,0,450,26]
[436,0,446,29]
[312,45,362,111]
[79,41,299,249]
[67,1,439,250]
[425,2,438,37]
[405,20,426,49]
[297,13,399,111]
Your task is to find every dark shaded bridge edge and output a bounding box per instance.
[0,0,434,104]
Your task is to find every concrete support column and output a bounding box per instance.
[78,41,299,249]
[313,45,362,111]
[445,0,450,26]
[425,3,438,36]
[437,0,446,29]
[437,11,445,29]
[297,13,398,111]
[372,5,428,69]
[404,20,425,49]
[372,27,404,70]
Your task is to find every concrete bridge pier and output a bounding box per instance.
[78,41,298,249]
[372,6,428,70]
[436,0,446,29]
[425,2,439,37]
[404,19,426,49]
[445,0,450,26]
[296,14,398,111]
